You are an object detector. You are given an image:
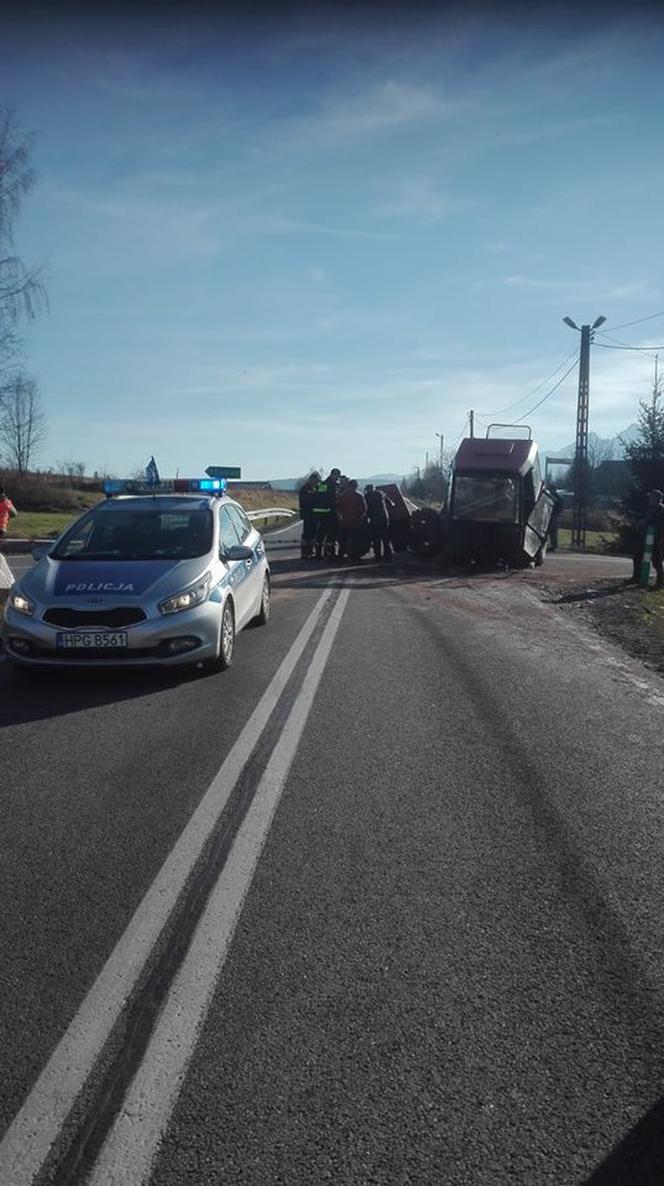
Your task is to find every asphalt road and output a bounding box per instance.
[1,527,662,1186]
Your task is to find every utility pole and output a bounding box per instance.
[563,314,606,549]
[469,410,475,438]
[435,432,444,472]
[572,323,591,549]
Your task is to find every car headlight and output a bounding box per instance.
[10,588,35,617]
[158,573,211,616]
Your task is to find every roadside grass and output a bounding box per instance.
[6,511,79,538]
[557,528,619,553]
[638,584,664,630]
[228,487,297,512]
[228,487,298,531]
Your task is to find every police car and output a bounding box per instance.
[2,477,270,670]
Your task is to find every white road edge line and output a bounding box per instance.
[0,585,335,1186]
[90,585,350,1185]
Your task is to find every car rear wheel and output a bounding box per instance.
[251,575,270,626]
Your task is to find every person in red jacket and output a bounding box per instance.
[337,479,367,561]
[0,486,17,549]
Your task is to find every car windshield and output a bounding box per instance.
[52,508,213,561]
[453,475,518,522]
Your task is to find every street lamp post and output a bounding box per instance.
[563,314,606,549]
[435,432,444,472]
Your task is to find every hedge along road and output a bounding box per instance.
[1,525,663,1184]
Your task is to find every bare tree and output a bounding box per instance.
[0,372,47,472]
[0,108,47,381]
[56,458,86,479]
[587,435,618,468]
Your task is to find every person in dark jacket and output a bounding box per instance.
[632,488,664,586]
[365,484,393,562]
[298,472,320,559]
[337,479,367,561]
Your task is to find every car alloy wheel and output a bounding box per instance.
[221,599,235,666]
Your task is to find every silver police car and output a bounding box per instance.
[2,479,270,670]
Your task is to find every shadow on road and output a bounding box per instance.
[583,1097,664,1185]
[0,662,203,729]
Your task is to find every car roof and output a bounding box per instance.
[93,495,232,512]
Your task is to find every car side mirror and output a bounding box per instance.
[32,544,49,561]
[222,544,253,562]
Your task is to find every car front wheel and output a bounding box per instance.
[251,575,270,626]
[205,599,235,672]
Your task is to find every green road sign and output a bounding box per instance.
[206,466,242,479]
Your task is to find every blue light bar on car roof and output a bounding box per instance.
[103,477,227,496]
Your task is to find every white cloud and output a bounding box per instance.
[275,80,453,148]
[53,188,221,257]
[374,179,464,224]
[238,215,392,240]
[499,275,660,304]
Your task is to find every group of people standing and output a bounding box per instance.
[299,469,394,563]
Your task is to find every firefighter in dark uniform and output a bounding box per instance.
[312,468,341,559]
[299,472,319,559]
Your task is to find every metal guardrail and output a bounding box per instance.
[245,508,296,522]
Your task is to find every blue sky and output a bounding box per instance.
[3,4,664,480]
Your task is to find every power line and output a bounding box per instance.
[475,348,578,419]
[514,359,578,423]
[595,341,664,354]
[448,417,468,453]
[602,309,664,333]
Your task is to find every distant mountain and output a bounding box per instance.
[550,424,639,463]
[270,472,403,491]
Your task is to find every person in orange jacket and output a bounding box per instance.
[0,486,17,549]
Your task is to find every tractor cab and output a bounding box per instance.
[448,425,554,567]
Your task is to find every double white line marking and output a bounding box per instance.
[0,584,349,1185]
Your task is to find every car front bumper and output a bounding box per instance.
[2,600,222,668]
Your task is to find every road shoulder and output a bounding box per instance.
[532,572,664,679]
